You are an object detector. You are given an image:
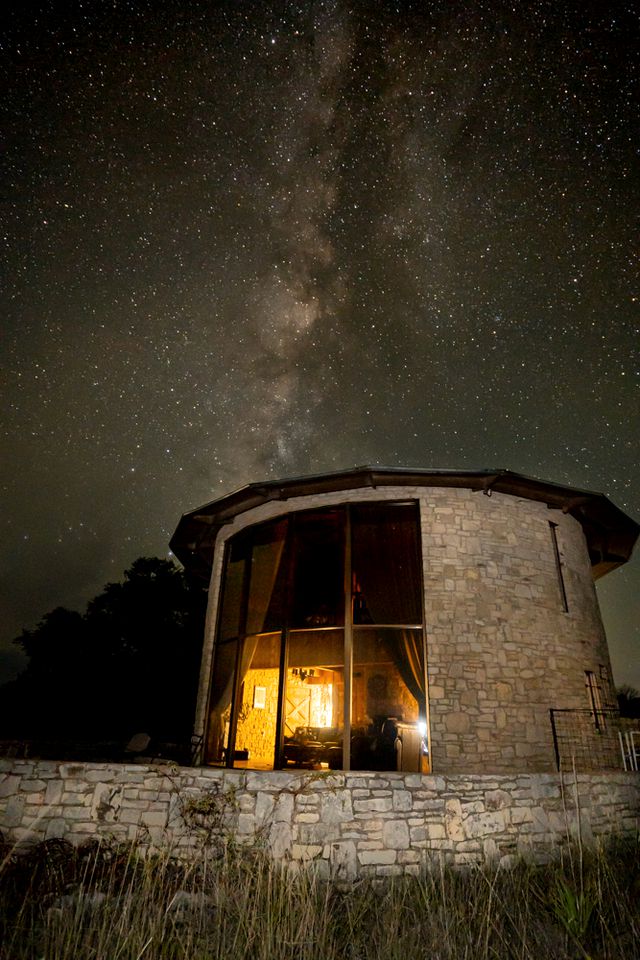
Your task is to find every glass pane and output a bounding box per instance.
[233,632,281,769]
[290,509,345,629]
[351,627,427,772]
[283,629,344,769]
[246,519,288,635]
[351,503,422,625]
[218,540,247,642]
[204,636,238,764]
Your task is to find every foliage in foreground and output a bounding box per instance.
[0,834,638,960]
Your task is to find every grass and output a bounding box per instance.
[0,833,638,959]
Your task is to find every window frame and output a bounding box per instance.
[549,521,569,613]
[204,500,428,771]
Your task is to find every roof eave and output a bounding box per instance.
[170,466,639,580]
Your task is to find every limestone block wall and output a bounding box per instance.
[195,484,613,775]
[235,667,280,765]
[419,488,612,773]
[1,760,638,878]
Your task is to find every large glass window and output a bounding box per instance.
[204,502,428,771]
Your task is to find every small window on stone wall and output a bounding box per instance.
[585,670,606,732]
[549,521,569,612]
[598,664,616,712]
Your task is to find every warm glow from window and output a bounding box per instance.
[205,502,428,771]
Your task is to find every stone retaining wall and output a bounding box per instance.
[1,760,638,877]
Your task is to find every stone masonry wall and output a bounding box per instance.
[1,760,638,878]
[420,488,612,773]
[196,485,613,775]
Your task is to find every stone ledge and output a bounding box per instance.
[1,760,638,880]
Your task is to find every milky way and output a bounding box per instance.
[1,1,638,687]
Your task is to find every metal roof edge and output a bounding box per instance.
[169,466,638,580]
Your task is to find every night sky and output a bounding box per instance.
[2,1,639,691]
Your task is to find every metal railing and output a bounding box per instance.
[619,729,640,771]
[549,708,626,772]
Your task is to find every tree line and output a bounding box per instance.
[1,555,638,755]
[0,558,207,747]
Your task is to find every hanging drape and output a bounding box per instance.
[207,525,286,761]
[385,629,426,707]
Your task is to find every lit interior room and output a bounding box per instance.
[203,502,429,772]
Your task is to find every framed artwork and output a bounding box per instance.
[253,686,266,709]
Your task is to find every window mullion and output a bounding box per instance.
[343,507,353,771]
[273,518,295,769]
[226,550,253,768]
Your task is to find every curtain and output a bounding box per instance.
[206,522,286,762]
[384,629,426,708]
[245,533,286,634]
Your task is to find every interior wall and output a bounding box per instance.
[235,667,279,765]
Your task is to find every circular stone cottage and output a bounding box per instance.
[170,467,639,777]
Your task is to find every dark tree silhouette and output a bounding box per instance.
[0,558,206,746]
[617,685,640,719]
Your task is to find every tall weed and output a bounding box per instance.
[1,834,638,959]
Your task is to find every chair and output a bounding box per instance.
[123,732,153,762]
[619,730,639,771]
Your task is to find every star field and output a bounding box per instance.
[1,1,639,687]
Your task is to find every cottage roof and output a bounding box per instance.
[170,466,638,582]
